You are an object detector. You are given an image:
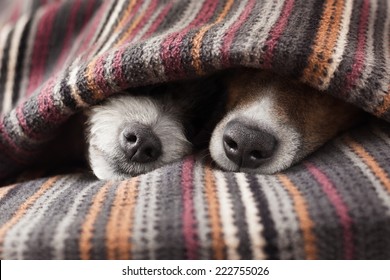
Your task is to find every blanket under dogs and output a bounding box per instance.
[0,0,390,259]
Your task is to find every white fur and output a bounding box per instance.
[87,95,191,180]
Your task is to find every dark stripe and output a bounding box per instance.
[155,163,186,259]
[90,181,121,260]
[225,173,252,259]
[92,0,123,45]
[247,175,279,259]
[0,29,14,110]
[13,16,33,106]
[275,0,325,78]
[63,179,106,259]
[327,0,363,97]
[314,137,390,259]
[0,181,41,224]
[284,162,344,260]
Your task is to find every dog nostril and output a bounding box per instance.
[143,147,156,159]
[250,150,263,160]
[224,135,238,151]
[124,133,137,143]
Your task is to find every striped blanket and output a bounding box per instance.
[0,0,390,259]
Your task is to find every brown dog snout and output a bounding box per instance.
[222,120,277,169]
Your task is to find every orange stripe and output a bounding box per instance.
[86,57,105,101]
[0,177,59,256]
[302,0,345,85]
[105,178,138,259]
[79,182,112,260]
[115,3,149,46]
[344,135,390,190]
[375,86,390,116]
[278,174,317,259]
[118,178,138,259]
[191,0,235,74]
[113,0,137,33]
[0,184,17,200]
[204,166,225,259]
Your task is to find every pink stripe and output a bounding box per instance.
[90,54,112,100]
[262,0,295,69]
[141,2,174,40]
[37,78,68,123]
[111,48,127,88]
[345,0,370,92]
[54,0,83,72]
[9,4,21,23]
[79,1,110,54]
[0,118,34,159]
[181,156,198,259]
[160,0,218,78]
[125,0,159,43]
[113,0,144,40]
[221,0,256,66]
[305,162,354,259]
[16,106,42,140]
[26,3,61,96]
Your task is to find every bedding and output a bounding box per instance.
[0,0,390,259]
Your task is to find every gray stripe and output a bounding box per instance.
[318,138,390,259]
[3,176,72,259]
[258,175,305,259]
[285,159,345,260]
[51,179,102,259]
[193,158,212,259]
[154,162,186,259]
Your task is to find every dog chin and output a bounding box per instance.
[209,111,301,174]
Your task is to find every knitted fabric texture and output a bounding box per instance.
[0,0,390,259]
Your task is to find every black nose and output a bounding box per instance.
[119,124,162,163]
[222,120,277,169]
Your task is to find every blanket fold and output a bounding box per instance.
[0,0,390,260]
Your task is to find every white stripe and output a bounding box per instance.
[7,109,37,145]
[3,15,30,113]
[131,4,164,42]
[68,58,88,108]
[335,139,390,217]
[51,181,100,259]
[349,0,377,99]
[235,173,266,259]
[318,0,354,90]
[382,0,390,97]
[2,176,73,259]
[131,172,151,259]
[257,175,305,259]
[98,0,153,56]
[141,0,206,82]
[19,9,45,101]
[241,0,285,66]
[214,171,240,260]
[90,0,126,49]
[210,0,249,69]
[0,25,12,113]
[146,170,159,259]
